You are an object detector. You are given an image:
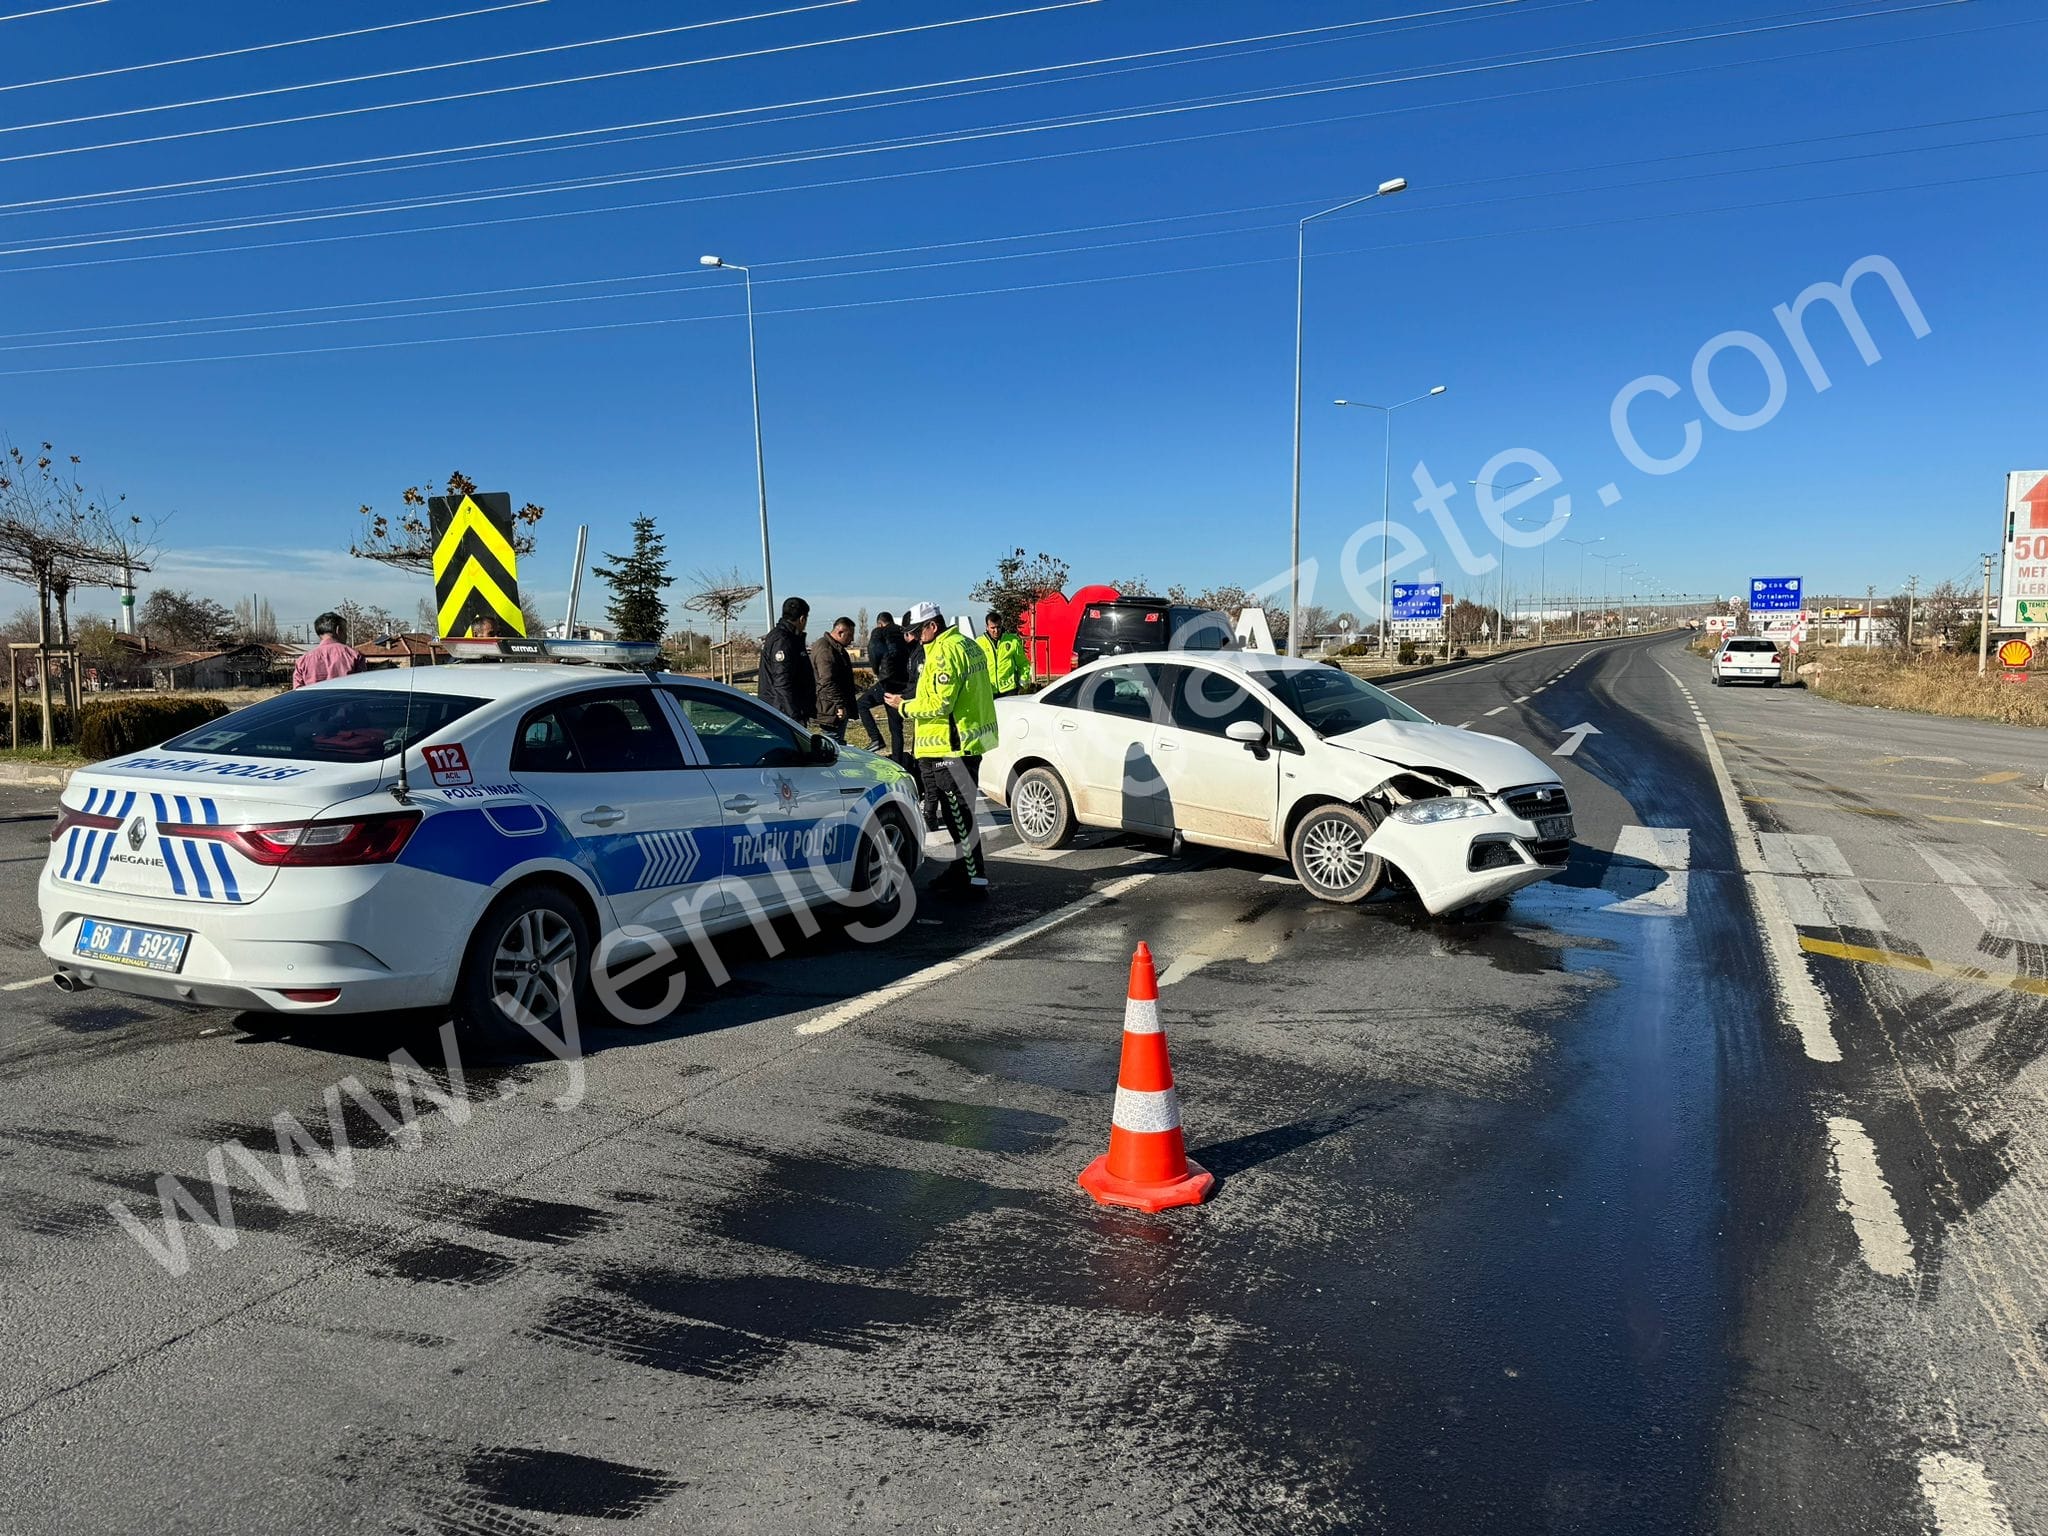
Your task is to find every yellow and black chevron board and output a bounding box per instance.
[429,491,525,637]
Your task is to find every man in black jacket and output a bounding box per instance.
[856,610,907,759]
[758,597,815,725]
[808,616,857,744]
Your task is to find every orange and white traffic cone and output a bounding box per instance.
[1078,942,1214,1212]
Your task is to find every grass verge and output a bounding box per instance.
[1802,648,2048,728]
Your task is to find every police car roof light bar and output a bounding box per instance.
[441,636,665,670]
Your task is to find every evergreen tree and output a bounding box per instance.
[591,515,674,642]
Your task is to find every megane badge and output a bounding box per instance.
[127,816,147,851]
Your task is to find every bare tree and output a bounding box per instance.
[683,566,764,682]
[0,439,163,747]
[1919,579,1965,650]
[351,470,544,573]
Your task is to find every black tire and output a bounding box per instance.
[1710,673,1724,686]
[1289,802,1387,905]
[1009,765,1077,849]
[454,883,591,1049]
[841,811,917,929]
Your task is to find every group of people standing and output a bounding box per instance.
[756,597,1033,897]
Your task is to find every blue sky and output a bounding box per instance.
[0,0,2040,636]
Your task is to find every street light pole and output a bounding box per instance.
[701,254,774,626]
[1561,535,1603,636]
[1336,384,1445,658]
[1289,177,1407,657]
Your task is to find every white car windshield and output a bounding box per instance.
[1243,665,1429,737]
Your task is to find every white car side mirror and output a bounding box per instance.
[1225,720,1268,746]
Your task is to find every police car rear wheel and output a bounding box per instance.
[458,885,590,1046]
[1289,803,1386,905]
[1011,766,1076,849]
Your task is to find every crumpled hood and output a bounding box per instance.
[1327,718,1556,791]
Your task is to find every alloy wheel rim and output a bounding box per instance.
[1016,779,1058,841]
[491,908,576,1024]
[1303,818,1370,890]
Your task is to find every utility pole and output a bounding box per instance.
[1904,575,1919,653]
[1979,553,1995,677]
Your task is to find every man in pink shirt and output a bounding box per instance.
[291,612,367,688]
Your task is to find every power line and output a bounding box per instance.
[0,0,1976,263]
[4,156,2040,379]
[0,0,105,22]
[5,107,2041,356]
[0,0,1539,220]
[0,2,552,97]
[0,0,1101,165]
[2,1,852,133]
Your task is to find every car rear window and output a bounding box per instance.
[1727,639,1778,651]
[165,689,488,763]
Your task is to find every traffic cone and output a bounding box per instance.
[1078,942,1214,1212]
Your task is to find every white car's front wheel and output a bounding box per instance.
[1289,803,1387,905]
[1010,766,1077,849]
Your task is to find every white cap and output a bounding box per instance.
[903,601,941,627]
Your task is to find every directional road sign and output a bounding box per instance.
[1750,576,1802,614]
[1391,582,1444,622]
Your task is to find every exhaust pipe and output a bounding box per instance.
[51,971,82,992]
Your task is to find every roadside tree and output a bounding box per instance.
[591,514,674,643]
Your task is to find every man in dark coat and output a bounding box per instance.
[856,609,908,758]
[808,616,857,743]
[758,597,815,724]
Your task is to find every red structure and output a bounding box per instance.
[1019,584,1118,679]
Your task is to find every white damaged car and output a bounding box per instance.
[977,652,1573,912]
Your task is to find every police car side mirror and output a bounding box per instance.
[809,732,839,764]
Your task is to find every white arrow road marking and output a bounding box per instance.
[1554,723,1602,757]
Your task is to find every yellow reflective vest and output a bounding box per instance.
[905,628,999,759]
[977,631,1032,694]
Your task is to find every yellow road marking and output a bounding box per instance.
[1975,770,2025,785]
[1798,936,2048,998]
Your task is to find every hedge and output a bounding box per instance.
[77,697,232,760]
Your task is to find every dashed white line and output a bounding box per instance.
[1825,1114,1915,1277]
[794,870,1156,1036]
[1485,706,1507,716]
[1,976,46,992]
[1919,1452,2017,1536]
[1513,695,1531,704]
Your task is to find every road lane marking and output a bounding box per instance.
[1756,832,1886,930]
[1485,706,1507,716]
[1554,723,1600,757]
[1513,695,1531,704]
[1919,1452,2018,1536]
[1973,771,2025,785]
[1660,663,1840,1062]
[1796,937,2048,998]
[1916,845,2048,946]
[1607,826,1692,916]
[1825,1114,1916,1277]
[0,976,46,992]
[794,870,1157,1036]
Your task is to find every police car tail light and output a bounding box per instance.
[159,810,422,867]
[51,806,122,841]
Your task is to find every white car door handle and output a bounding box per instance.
[1157,739,1179,752]
[1058,720,1078,731]
[581,806,626,828]
[723,796,759,813]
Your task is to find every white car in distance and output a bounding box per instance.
[1711,636,1785,686]
[40,641,925,1041]
[977,652,1574,912]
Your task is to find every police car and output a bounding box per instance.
[40,640,925,1039]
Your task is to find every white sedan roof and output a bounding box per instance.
[304,663,751,703]
[1063,649,1339,679]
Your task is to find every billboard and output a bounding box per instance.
[1750,576,1802,614]
[1391,582,1444,621]
[2000,470,2048,627]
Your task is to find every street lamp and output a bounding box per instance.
[1472,477,1540,650]
[1591,550,1625,635]
[1288,176,1408,656]
[1336,385,1445,657]
[700,254,775,626]
[1560,534,1604,636]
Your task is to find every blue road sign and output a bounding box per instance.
[1750,576,1802,614]
[1391,582,1445,621]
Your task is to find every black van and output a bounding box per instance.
[1071,597,1236,667]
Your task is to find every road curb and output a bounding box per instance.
[0,764,75,789]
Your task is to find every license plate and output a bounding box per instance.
[1536,815,1575,841]
[74,918,189,974]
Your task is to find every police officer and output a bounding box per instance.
[887,602,997,896]
[856,610,907,758]
[758,597,816,725]
[976,610,1032,697]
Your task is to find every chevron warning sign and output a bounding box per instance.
[430,491,524,637]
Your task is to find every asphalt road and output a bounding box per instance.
[2,633,2044,1534]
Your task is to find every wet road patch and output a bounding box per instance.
[458,1444,683,1519]
[842,1092,1066,1154]
[372,1236,520,1288]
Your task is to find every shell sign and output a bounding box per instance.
[1997,638,2034,670]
